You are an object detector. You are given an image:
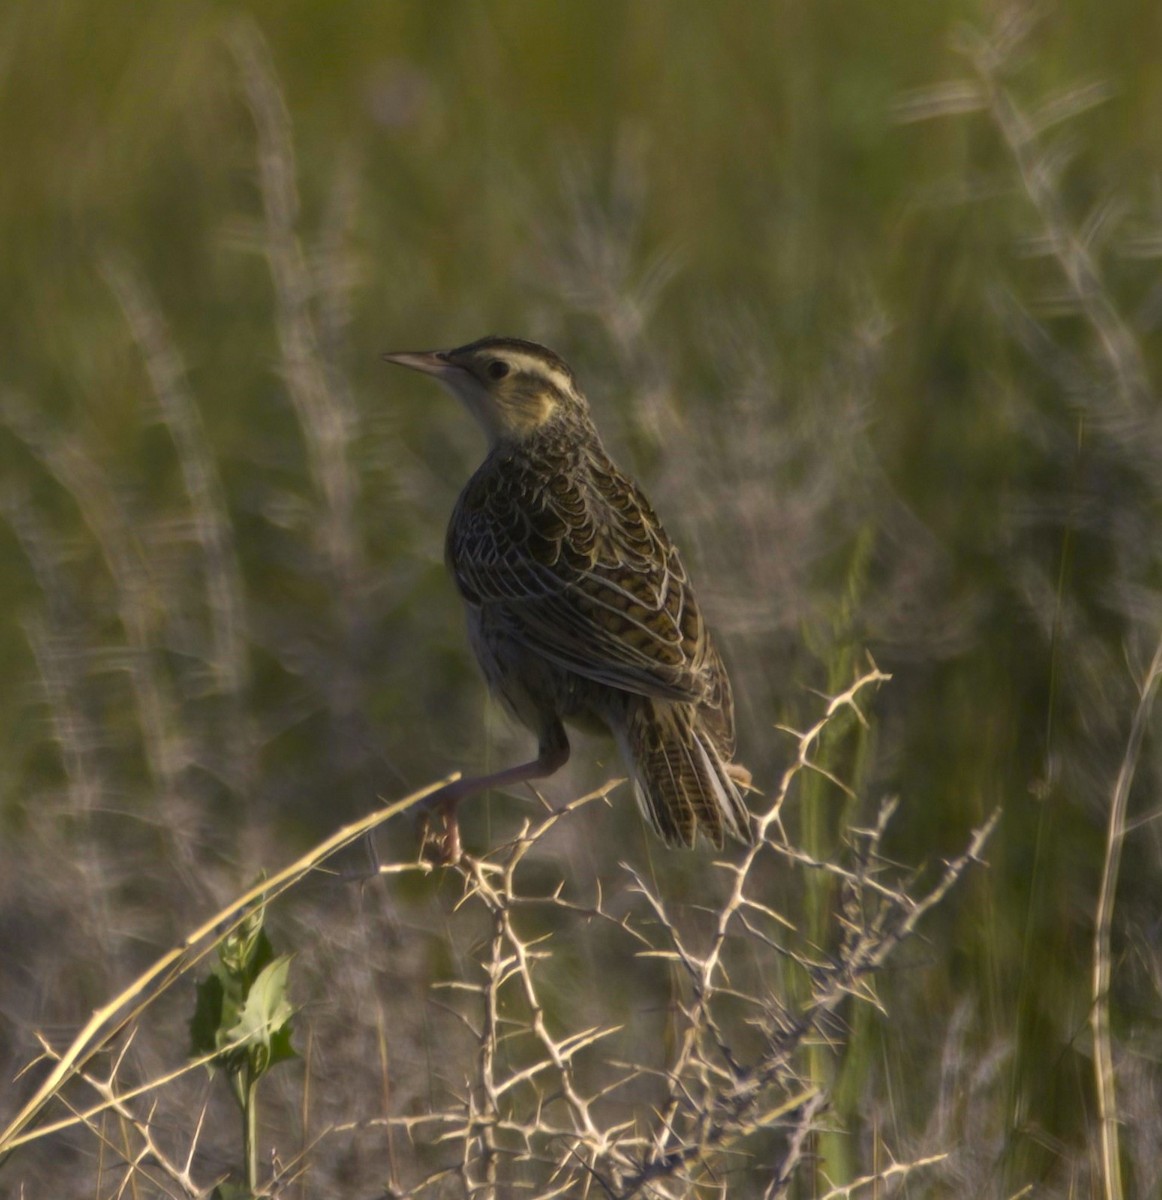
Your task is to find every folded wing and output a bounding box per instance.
[448,448,724,712]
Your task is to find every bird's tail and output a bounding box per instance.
[617,699,753,849]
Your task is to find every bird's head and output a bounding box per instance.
[383,335,587,445]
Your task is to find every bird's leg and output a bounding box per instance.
[419,721,570,862]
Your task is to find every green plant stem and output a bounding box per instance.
[245,1075,259,1196]
[230,1068,259,1196]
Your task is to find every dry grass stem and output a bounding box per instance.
[1090,636,1162,1200]
[0,777,447,1160]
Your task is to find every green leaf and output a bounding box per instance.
[211,1181,255,1200]
[218,914,275,987]
[189,972,226,1060]
[226,955,296,1079]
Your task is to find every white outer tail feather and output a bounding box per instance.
[692,729,750,843]
[615,703,752,848]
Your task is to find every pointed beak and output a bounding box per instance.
[382,345,498,442]
[381,349,458,378]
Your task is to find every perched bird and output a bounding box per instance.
[383,336,752,851]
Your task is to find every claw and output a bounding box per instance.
[417,796,462,864]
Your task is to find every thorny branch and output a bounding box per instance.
[351,665,997,1199]
[5,670,993,1198]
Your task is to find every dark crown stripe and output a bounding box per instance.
[452,335,578,386]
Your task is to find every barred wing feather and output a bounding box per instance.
[447,451,720,709]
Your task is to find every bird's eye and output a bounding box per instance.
[487,360,510,381]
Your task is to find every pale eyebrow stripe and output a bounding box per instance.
[504,353,576,397]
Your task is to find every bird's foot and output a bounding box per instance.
[417,796,463,865]
[726,762,757,791]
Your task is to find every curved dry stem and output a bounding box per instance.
[0,776,449,1159]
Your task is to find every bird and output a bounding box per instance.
[383,335,753,854]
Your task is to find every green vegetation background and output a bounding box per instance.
[1,1,1160,1195]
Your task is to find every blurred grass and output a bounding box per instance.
[1,0,1161,1195]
